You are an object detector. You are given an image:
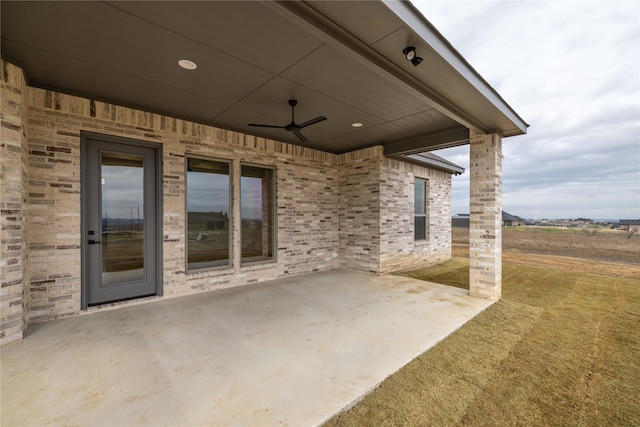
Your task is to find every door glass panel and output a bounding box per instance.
[101,152,145,285]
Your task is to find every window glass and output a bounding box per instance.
[414,178,427,241]
[415,217,427,241]
[241,165,274,263]
[414,179,426,214]
[187,158,230,269]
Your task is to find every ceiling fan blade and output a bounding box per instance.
[298,116,327,128]
[248,123,286,129]
[293,130,308,143]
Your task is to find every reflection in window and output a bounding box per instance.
[241,165,274,263]
[187,158,230,269]
[101,153,145,284]
[414,178,427,241]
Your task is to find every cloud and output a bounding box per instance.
[102,166,144,219]
[187,171,230,213]
[416,0,640,219]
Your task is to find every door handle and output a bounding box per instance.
[88,240,102,245]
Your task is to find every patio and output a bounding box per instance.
[1,270,492,426]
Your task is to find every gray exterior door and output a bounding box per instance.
[82,133,161,307]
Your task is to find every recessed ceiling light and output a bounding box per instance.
[178,59,197,70]
[351,122,363,128]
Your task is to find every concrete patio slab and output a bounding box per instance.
[1,270,493,426]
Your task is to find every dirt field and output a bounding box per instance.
[453,227,640,279]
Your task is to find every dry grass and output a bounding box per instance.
[325,230,640,426]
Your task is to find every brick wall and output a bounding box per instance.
[24,86,344,321]
[379,158,452,274]
[335,149,453,274]
[337,147,382,273]
[0,61,29,345]
[0,60,456,344]
[27,90,83,322]
[469,131,502,300]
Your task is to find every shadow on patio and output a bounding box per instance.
[1,270,492,426]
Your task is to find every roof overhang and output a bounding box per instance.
[1,1,527,156]
[390,151,465,175]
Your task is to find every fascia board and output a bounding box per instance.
[382,0,529,136]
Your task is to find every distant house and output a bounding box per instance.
[619,219,640,231]
[188,211,229,231]
[452,211,524,228]
[502,212,525,227]
[452,214,470,228]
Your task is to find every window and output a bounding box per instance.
[241,165,274,263]
[186,158,231,270]
[414,178,427,241]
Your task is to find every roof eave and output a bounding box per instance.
[390,152,465,175]
[382,0,529,137]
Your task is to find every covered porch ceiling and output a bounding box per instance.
[1,1,527,155]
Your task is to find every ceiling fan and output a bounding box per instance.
[248,99,327,143]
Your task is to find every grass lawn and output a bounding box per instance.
[325,255,640,426]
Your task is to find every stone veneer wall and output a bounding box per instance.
[379,158,452,274]
[0,62,30,345]
[0,60,456,344]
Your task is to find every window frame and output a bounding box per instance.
[240,162,276,265]
[414,177,428,242]
[185,155,232,272]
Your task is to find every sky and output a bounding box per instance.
[102,165,144,220]
[187,171,263,220]
[187,171,230,215]
[413,0,640,220]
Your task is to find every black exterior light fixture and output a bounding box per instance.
[402,46,423,66]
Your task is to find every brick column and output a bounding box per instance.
[469,131,502,300]
[1,60,29,345]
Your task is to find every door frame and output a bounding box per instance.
[80,131,163,309]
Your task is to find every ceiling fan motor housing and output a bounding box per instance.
[248,99,327,143]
